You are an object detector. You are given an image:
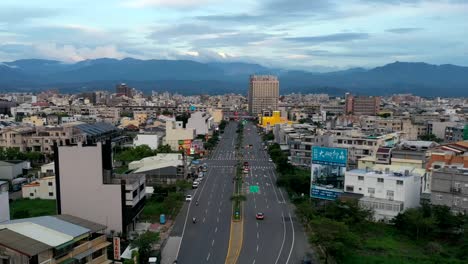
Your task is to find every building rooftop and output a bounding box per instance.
[6,216,89,238]
[348,168,417,178]
[55,214,106,233]
[0,222,73,247]
[0,228,51,256]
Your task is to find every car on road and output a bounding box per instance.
[192,182,199,189]
[196,177,203,182]
[243,161,249,167]
[256,212,264,220]
[185,195,192,201]
[302,253,313,264]
[268,158,272,162]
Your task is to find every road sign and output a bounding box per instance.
[249,185,259,193]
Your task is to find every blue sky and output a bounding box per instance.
[0,0,467,71]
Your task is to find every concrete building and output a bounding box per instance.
[186,112,213,136]
[0,181,9,223]
[40,162,55,177]
[345,168,421,221]
[345,93,381,116]
[430,168,468,214]
[259,111,290,130]
[445,124,467,143]
[248,75,279,115]
[133,134,160,150]
[0,160,30,181]
[55,142,146,234]
[22,115,46,127]
[0,215,110,264]
[427,121,458,140]
[22,176,56,200]
[163,121,195,151]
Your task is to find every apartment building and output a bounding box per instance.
[55,142,146,234]
[176,104,210,113]
[345,168,421,221]
[0,215,110,264]
[248,75,279,115]
[22,115,46,127]
[445,124,467,142]
[22,176,56,200]
[360,116,403,133]
[431,168,468,214]
[164,121,195,151]
[345,93,381,116]
[133,134,160,150]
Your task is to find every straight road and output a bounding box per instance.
[168,122,238,264]
[238,122,311,264]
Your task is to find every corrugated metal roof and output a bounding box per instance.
[0,228,51,256]
[55,214,106,233]
[6,216,90,238]
[0,222,73,247]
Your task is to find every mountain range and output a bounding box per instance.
[1,58,467,96]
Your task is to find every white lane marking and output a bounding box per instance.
[212,239,215,246]
[257,232,259,239]
[203,217,206,223]
[285,212,296,264]
[215,227,218,233]
[217,217,219,223]
[256,222,258,228]
[274,212,287,264]
[256,244,259,252]
[206,252,211,261]
[252,260,256,264]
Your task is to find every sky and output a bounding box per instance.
[0,0,467,71]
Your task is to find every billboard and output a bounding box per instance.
[311,147,347,200]
[113,237,121,260]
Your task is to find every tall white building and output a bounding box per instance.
[344,168,421,221]
[0,181,9,223]
[55,142,146,234]
[248,75,279,115]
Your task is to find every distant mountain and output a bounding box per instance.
[0,58,467,96]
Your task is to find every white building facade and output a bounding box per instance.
[133,134,160,150]
[22,176,56,200]
[0,181,9,223]
[344,168,421,221]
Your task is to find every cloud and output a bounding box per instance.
[191,32,277,48]
[264,0,336,14]
[284,33,370,43]
[122,0,212,8]
[386,27,424,34]
[149,24,233,41]
[0,7,62,24]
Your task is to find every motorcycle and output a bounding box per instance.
[192,217,197,223]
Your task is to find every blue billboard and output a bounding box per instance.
[310,186,343,201]
[312,146,347,166]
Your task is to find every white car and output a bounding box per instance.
[185,195,192,201]
[197,177,203,182]
[268,158,272,162]
[192,182,199,189]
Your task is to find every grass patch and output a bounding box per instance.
[10,199,57,219]
[141,192,184,222]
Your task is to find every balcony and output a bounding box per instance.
[450,187,461,193]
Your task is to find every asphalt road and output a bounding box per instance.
[237,122,311,264]
[171,122,237,264]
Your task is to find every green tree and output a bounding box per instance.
[155,144,173,153]
[131,231,160,264]
[419,133,443,143]
[393,208,436,239]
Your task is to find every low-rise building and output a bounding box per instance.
[430,168,468,214]
[22,115,46,127]
[344,168,421,221]
[0,215,111,264]
[0,160,30,181]
[186,112,213,136]
[129,154,187,184]
[22,176,56,199]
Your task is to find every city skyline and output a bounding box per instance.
[0,0,467,71]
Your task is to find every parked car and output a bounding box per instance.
[256,212,264,220]
[185,195,192,201]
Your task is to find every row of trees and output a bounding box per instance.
[114,144,174,163]
[0,147,44,164]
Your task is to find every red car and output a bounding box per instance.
[256,212,264,220]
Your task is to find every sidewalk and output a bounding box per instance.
[224,220,243,264]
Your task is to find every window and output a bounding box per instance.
[368,188,375,194]
[378,178,384,183]
[346,186,354,192]
[92,249,105,259]
[436,194,443,200]
[30,193,34,197]
[48,182,53,186]
[358,176,364,181]
[133,190,138,198]
[387,190,394,200]
[49,192,54,197]
[396,180,403,185]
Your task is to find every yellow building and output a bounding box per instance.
[209,109,224,124]
[134,112,148,125]
[120,117,140,128]
[259,111,290,128]
[22,115,46,126]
